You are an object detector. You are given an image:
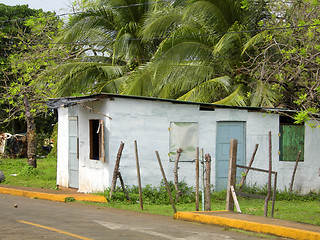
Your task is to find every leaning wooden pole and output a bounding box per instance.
[195,147,200,211]
[118,172,130,201]
[174,148,182,201]
[226,139,237,211]
[264,131,272,217]
[205,153,212,211]
[239,144,259,189]
[289,150,301,193]
[155,151,177,214]
[109,142,125,199]
[134,140,143,210]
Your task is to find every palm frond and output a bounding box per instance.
[183,1,228,30]
[177,76,232,102]
[241,31,267,56]
[213,84,246,106]
[41,62,125,97]
[249,81,279,107]
[122,63,155,96]
[140,10,183,41]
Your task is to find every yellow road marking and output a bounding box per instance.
[17,220,92,240]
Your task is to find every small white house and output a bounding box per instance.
[47,93,320,194]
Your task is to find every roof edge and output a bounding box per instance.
[46,93,296,114]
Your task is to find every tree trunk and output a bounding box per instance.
[24,94,37,168]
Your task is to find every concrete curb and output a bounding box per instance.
[174,211,320,240]
[0,187,107,203]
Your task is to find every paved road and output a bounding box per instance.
[0,194,284,240]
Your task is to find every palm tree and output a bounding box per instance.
[46,0,161,97]
[125,0,276,106]
[47,0,278,107]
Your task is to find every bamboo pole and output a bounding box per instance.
[226,139,238,211]
[134,140,143,210]
[264,131,272,217]
[289,150,301,193]
[109,142,124,199]
[155,151,177,214]
[174,148,182,201]
[195,147,199,211]
[205,153,211,211]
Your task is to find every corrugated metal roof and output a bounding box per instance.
[46,93,297,114]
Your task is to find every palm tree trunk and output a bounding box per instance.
[23,94,37,168]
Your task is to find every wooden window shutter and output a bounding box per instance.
[89,120,94,160]
[280,125,304,161]
[99,119,105,162]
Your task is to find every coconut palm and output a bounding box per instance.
[124,0,276,106]
[47,0,278,107]
[46,0,162,97]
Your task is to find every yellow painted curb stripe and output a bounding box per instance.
[174,212,320,240]
[17,220,92,240]
[0,187,107,203]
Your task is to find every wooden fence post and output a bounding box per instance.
[264,131,272,217]
[109,142,125,199]
[195,147,199,211]
[134,140,143,210]
[174,148,182,201]
[205,153,211,211]
[226,139,237,211]
[271,172,277,218]
[201,149,205,211]
[155,151,177,214]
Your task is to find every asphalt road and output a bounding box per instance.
[0,194,283,240]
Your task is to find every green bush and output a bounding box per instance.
[106,180,196,205]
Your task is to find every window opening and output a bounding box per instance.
[89,119,105,162]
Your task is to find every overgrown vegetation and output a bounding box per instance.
[0,156,319,226]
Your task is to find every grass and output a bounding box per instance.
[0,155,319,226]
[98,196,320,226]
[0,155,57,189]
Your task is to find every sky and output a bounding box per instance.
[0,0,71,14]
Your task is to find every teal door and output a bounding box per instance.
[69,117,79,189]
[216,122,245,191]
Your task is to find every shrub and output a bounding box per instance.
[105,180,196,205]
